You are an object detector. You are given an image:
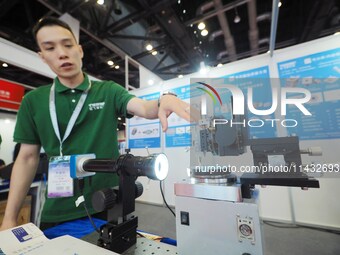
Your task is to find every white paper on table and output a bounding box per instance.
[0,223,49,254]
[26,235,119,255]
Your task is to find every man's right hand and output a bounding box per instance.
[0,143,41,232]
[0,218,17,231]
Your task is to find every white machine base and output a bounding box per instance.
[175,195,264,255]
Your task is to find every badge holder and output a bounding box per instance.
[47,156,74,198]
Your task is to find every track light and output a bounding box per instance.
[234,8,241,23]
[145,43,153,51]
[198,22,206,30]
[201,29,208,36]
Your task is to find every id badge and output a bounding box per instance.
[47,155,74,198]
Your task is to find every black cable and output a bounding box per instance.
[137,231,147,238]
[159,180,176,217]
[78,178,100,233]
[83,201,100,233]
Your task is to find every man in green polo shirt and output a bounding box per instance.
[0,17,192,231]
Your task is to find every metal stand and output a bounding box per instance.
[97,216,138,254]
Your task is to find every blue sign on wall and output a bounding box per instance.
[223,66,277,139]
[165,85,193,147]
[128,92,161,148]
[278,48,340,140]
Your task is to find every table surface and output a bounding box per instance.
[82,232,178,255]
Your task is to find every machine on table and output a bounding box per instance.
[71,150,169,254]
[175,110,321,255]
[71,105,321,255]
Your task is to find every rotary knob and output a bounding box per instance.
[92,188,116,212]
[135,181,144,198]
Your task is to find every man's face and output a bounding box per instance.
[36,25,84,80]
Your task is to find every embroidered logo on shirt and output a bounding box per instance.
[89,102,105,111]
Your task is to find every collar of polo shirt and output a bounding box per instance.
[55,73,90,93]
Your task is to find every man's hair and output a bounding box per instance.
[0,159,5,166]
[32,17,77,46]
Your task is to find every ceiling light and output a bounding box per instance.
[178,0,181,4]
[278,1,282,7]
[107,60,114,66]
[201,29,208,36]
[217,63,223,67]
[145,43,153,51]
[198,22,205,30]
[148,79,154,85]
[194,30,197,34]
[118,117,122,120]
[234,8,241,23]
[200,68,207,75]
[117,128,119,131]
[178,74,183,78]
[183,10,186,14]
[199,61,207,75]
[97,0,104,5]
[114,65,120,69]
[152,50,158,56]
[334,31,340,35]
[2,63,8,68]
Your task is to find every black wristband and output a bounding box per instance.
[158,92,177,107]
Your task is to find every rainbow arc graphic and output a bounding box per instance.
[196,82,222,106]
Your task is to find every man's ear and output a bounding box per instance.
[38,51,46,63]
[79,44,84,59]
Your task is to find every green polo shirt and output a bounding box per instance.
[14,74,135,222]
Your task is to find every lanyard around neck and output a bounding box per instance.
[49,80,92,156]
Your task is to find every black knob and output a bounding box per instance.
[135,181,144,198]
[92,188,116,212]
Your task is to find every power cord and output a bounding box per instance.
[78,178,100,233]
[263,220,298,229]
[137,231,147,238]
[263,220,340,235]
[159,180,176,217]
